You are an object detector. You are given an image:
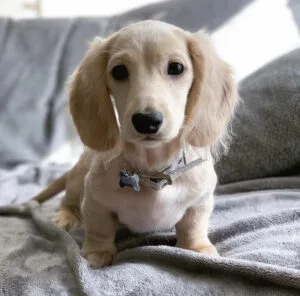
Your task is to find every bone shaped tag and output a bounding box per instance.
[119,170,141,192]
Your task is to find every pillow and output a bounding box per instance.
[216,48,300,184]
[0,18,107,167]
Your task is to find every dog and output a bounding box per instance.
[33,20,238,268]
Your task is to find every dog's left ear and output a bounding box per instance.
[184,30,238,147]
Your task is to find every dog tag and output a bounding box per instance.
[119,170,141,192]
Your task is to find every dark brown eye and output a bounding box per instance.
[112,65,129,80]
[168,62,184,75]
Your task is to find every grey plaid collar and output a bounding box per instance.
[119,152,206,191]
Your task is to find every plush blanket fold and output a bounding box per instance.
[0,164,299,295]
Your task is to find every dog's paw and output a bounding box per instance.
[177,243,219,256]
[52,208,80,231]
[84,251,115,268]
[192,244,219,256]
[81,239,116,268]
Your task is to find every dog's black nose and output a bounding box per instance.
[132,111,163,134]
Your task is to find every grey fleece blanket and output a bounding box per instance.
[0,164,299,295]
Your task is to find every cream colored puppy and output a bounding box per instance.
[35,20,238,268]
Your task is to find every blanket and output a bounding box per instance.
[0,164,299,295]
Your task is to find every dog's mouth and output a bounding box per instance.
[140,135,174,147]
[124,131,175,146]
[130,135,165,147]
[143,136,159,141]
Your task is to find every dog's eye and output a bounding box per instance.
[168,62,184,75]
[112,65,129,81]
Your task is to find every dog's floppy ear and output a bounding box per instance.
[185,30,238,148]
[69,37,119,151]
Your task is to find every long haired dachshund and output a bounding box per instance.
[33,20,238,268]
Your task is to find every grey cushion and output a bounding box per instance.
[289,0,300,30]
[216,48,300,184]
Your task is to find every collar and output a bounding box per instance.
[119,151,206,191]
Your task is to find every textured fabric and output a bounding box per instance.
[0,18,108,167]
[0,164,299,295]
[216,48,300,184]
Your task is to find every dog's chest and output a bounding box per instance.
[106,183,192,233]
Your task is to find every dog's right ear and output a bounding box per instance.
[184,30,238,148]
[69,37,119,152]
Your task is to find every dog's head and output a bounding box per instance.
[69,20,238,152]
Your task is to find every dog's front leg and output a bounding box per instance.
[175,195,218,255]
[81,197,117,268]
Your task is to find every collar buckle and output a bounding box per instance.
[119,151,206,191]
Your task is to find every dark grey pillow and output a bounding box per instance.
[216,48,300,184]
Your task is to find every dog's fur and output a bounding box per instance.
[33,20,238,268]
